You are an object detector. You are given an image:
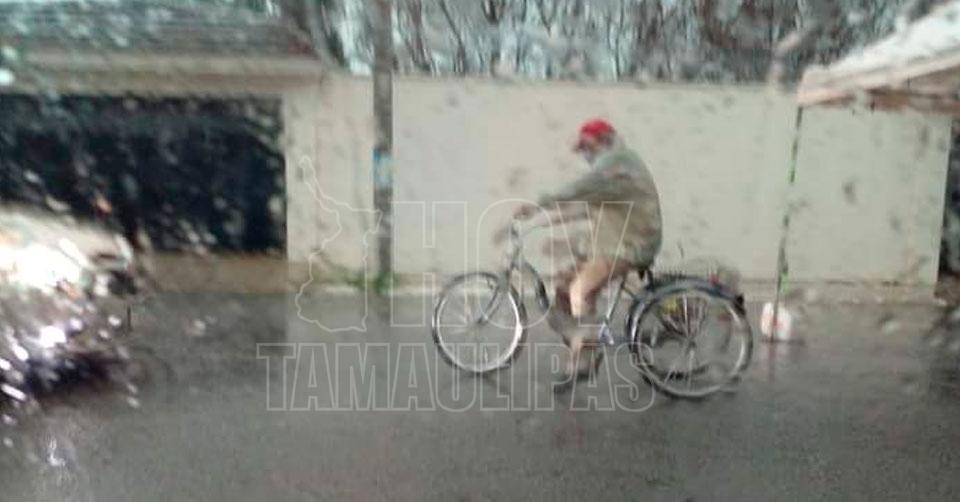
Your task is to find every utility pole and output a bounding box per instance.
[373,0,394,289]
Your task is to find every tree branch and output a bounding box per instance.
[438,0,468,74]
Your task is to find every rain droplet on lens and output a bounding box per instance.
[109,33,129,48]
[11,343,28,361]
[188,319,207,337]
[2,437,12,449]
[37,368,59,384]
[842,180,858,204]
[1,383,27,402]
[126,396,141,409]
[0,45,17,61]
[0,67,14,87]
[68,317,84,332]
[1,414,17,426]
[44,196,69,213]
[5,370,24,386]
[881,319,901,334]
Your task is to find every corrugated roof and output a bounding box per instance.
[797,0,960,108]
[0,0,315,57]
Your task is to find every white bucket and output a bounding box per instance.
[760,301,794,342]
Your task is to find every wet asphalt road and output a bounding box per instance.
[1,293,959,501]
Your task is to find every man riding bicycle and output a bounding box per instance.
[504,119,663,382]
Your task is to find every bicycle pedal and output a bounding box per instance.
[598,326,615,346]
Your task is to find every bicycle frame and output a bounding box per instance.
[434,220,753,394]
[496,220,643,346]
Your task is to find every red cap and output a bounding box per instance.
[575,119,616,150]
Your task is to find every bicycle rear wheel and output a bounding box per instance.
[432,272,526,374]
[629,280,752,399]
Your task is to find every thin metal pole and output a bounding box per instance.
[771,106,805,340]
[373,0,394,288]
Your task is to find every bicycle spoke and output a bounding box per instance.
[440,325,474,338]
[720,325,740,355]
[662,340,691,381]
[479,287,502,323]
[445,299,473,338]
[457,310,472,327]
[693,298,708,338]
[451,296,475,327]
[648,316,668,345]
[684,348,701,390]
[468,294,482,323]
[433,270,529,374]
[658,309,683,336]
[644,319,681,355]
[630,287,752,398]
[681,296,707,341]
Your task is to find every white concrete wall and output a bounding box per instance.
[285,74,952,289]
[788,107,952,284]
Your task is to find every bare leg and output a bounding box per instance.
[548,266,581,381]
[564,259,627,377]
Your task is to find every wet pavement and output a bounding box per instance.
[1,293,959,501]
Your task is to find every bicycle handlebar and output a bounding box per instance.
[509,218,548,242]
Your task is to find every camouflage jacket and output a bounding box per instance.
[538,143,663,267]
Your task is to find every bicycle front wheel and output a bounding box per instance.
[432,272,526,374]
[629,280,753,399]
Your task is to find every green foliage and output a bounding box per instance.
[317,255,399,296]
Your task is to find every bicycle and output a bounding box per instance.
[431,220,753,399]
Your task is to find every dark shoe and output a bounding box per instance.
[553,377,575,395]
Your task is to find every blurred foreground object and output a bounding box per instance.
[797,0,960,114]
[0,206,149,395]
[653,257,743,299]
[761,302,795,342]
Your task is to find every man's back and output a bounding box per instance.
[540,142,662,267]
[593,145,663,267]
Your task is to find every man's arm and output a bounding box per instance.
[526,201,589,228]
[537,166,635,207]
[494,202,588,245]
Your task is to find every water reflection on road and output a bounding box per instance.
[0,295,958,500]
